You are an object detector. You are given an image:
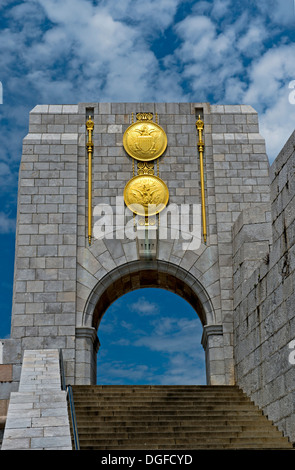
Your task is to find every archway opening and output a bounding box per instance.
[79,260,220,385]
[96,288,206,385]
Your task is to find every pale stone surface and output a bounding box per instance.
[1,350,72,450]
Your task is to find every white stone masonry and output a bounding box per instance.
[1,349,72,450]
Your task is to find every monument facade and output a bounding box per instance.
[0,102,294,441]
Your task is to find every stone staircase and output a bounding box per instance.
[69,385,294,450]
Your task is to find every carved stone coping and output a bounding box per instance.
[76,326,100,353]
[201,324,223,350]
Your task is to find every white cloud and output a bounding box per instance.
[98,293,206,385]
[112,338,130,346]
[236,19,269,57]
[98,360,152,384]
[132,316,206,385]
[211,0,231,18]
[259,97,295,163]
[256,0,295,26]
[135,317,203,354]
[242,44,295,160]
[0,162,11,178]
[243,45,295,107]
[0,0,294,223]
[171,4,295,160]
[0,156,18,192]
[120,320,133,330]
[98,352,206,385]
[173,14,246,101]
[1,0,183,104]
[100,0,183,32]
[128,296,159,316]
[0,212,16,234]
[159,353,206,385]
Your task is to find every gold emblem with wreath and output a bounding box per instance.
[123,115,167,162]
[124,175,169,216]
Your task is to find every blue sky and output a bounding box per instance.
[0,0,295,384]
[98,289,205,385]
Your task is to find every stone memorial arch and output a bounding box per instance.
[2,101,295,447]
[2,102,271,389]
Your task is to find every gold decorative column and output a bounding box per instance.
[196,115,207,245]
[86,116,94,246]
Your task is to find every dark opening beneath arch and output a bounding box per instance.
[92,268,208,331]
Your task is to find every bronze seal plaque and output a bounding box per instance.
[123,120,167,162]
[124,175,169,216]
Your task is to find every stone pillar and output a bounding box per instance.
[201,325,227,385]
[75,327,100,385]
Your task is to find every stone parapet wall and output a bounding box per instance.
[233,130,295,442]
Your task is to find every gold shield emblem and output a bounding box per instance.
[124,175,169,216]
[123,119,167,162]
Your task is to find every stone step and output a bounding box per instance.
[74,410,264,419]
[74,418,275,428]
[74,386,243,389]
[72,386,244,395]
[73,396,250,403]
[69,385,294,450]
[75,403,266,413]
[74,417,273,429]
[77,436,291,448]
[75,390,246,401]
[72,385,245,391]
[74,410,268,420]
[83,442,292,450]
[74,417,278,430]
[76,429,285,441]
[72,395,258,406]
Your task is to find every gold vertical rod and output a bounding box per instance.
[86,116,94,246]
[196,115,207,245]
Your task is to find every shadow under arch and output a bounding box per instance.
[83,259,216,331]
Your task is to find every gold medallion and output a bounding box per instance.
[124,175,169,216]
[123,119,167,162]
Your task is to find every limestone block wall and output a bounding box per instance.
[209,104,271,384]
[74,102,271,385]
[1,102,272,389]
[1,349,72,450]
[8,104,82,386]
[233,130,295,442]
